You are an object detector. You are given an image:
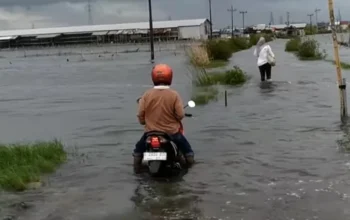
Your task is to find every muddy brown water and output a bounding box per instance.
[1,35,350,220]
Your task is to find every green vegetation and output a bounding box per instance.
[0,140,67,191]
[188,34,270,105]
[205,39,234,61]
[249,33,274,46]
[285,38,326,60]
[191,66,249,105]
[202,60,228,69]
[191,86,219,105]
[325,60,350,70]
[339,61,350,69]
[193,66,248,87]
[305,25,318,35]
[296,39,326,60]
[189,34,274,69]
[285,37,301,52]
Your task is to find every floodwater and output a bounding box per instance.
[1,35,350,220]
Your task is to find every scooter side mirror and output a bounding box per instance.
[187,100,196,108]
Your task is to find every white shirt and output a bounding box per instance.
[253,44,275,66]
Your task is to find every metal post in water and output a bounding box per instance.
[224,90,227,107]
[342,78,348,118]
[328,0,348,121]
[148,0,155,62]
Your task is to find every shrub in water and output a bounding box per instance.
[205,40,233,61]
[219,66,248,85]
[193,68,217,86]
[229,37,251,52]
[0,140,67,191]
[285,37,301,52]
[194,66,248,86]
[249,34,273,46]
[296,39,325,60]
[191,86,219,105]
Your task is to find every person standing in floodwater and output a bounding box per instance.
[253,37,275,82]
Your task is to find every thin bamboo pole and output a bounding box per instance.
[328,0,347,121]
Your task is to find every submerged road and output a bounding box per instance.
[1,35,350,219]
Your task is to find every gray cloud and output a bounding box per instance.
[0,0,348,30]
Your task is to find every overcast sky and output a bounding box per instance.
[0,0,348,30]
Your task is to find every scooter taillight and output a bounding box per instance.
[150,136,160,148]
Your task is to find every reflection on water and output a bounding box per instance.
[1,35,350,219]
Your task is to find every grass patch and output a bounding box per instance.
[326,60,350,69]
[191,86,219,105]
[339,61,350,69]
[190,66,248,105]
[0,140,67,191]
[186,45,210,67]
[203,60,228,69]
[285,37,301,52]
[194,66,248,87]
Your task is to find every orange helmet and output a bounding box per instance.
[151,64,173,86]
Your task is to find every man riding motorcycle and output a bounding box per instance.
[133,64,195,173]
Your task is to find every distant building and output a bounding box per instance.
[0,18,211,48]
[270,23,307,37]
[337,21,350,30]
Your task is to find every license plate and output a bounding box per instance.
[143,152,167,161]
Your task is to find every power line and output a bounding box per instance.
[227,5,237,37]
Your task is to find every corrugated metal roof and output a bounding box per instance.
[0,36,17,40]
[36,34,60,39]
[0,18,208,37]
[92,31,108,36]
[270,24,287,29]
[271,23,307,29]
[290,23,307,28]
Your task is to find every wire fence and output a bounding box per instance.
[0,40,201,60]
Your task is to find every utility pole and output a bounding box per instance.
[227,5,237,38]
[286,11,290,26]
[148,0,155,62]
[269,12,274,26]
[279,16,283,25]
[315,8,321,31]
[328,0,347,121]
[307,13,314,33]
[87,0,93,25]
[208,0,213,39]
[239,11,247,34]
